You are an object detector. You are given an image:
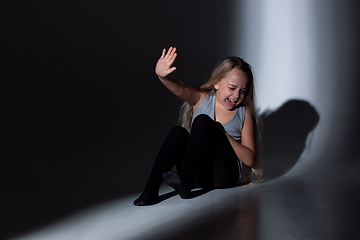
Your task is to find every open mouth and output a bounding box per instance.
[226,98,238,106]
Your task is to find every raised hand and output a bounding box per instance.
[155,47,177,78]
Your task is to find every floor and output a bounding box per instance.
[11,160,360,240]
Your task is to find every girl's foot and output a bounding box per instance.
[162,171,192,199]
[133,194,158,206]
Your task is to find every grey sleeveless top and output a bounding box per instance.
[191,94,246,142]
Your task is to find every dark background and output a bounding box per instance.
[1,1,238,238]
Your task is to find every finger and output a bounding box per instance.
[168,47,177,60]
[171,52,177,62]
[167,46,177,59]
[165,47,172,58]
[168,66,176,73]
[160,48,166,58]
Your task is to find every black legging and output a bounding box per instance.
[141,114,240,198]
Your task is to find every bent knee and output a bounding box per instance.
[167,126,189,140]
[171,126,189,135]
[192,114,213,127]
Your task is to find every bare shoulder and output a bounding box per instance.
[197,90,207,103]
[243,106,255,130]
[192,90,207,112]
[244,106,254,120]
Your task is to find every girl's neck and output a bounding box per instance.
[214,97,236,124]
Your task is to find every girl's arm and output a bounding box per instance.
[155,47,205,106]
[224,107,256,167]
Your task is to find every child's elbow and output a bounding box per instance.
[242,155,254,167]
[244,151,255,167]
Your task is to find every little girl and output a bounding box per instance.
[134,47,262,206]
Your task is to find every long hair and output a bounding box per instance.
[178,56,262,184]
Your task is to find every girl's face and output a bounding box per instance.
[214,68,249,110]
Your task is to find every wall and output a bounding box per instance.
[233,0,360,179]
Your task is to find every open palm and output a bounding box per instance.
[155,47,177,77]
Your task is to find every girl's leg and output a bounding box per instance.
[134,126,189,206]
[162,114,239,198]
[182,114,239,188]
[211,123,240,189]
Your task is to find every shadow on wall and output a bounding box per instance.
[260,99,320,181]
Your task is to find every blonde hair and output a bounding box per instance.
[178,56,262,184]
